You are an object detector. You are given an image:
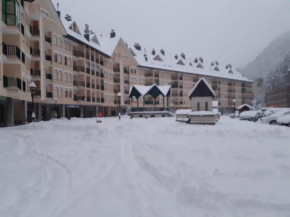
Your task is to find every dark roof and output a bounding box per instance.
[189,78,215,98]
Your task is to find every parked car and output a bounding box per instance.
[277,115,290,126]
[253,109,274,122]
[239,111,258,121]
[260,109,290,125]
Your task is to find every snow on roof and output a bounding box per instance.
[60,13,120,57]
[175,109,192,115]
[189,111,216,116]
[188,78,216,98]
[237,104,253,110]
[130,46,252,82]
[129,84,171,97]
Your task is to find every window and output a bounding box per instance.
[54,53,58,62]
[65,89,68,97]
[197,102,200,111]
[64,56,67,65]
[2,0,20,27]
[58,54,62,64]
[68,58,71,67]
[58,71,62,80]
[205,102,208,111]
[69,90,72,98]
[57,37,61,47]
[64,40,67,49]
[53,35,57,45]
[54,86,58,97]
[54,69,58,80]
[69,74,72,82]
[68,42,71,51]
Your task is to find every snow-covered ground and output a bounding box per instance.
[1,116,290,217]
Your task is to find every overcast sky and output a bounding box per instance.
[52,0,290,68]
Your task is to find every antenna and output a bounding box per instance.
[57,3,59,11]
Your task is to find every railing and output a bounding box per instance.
[73,66,85,73]
[154,74,159,78]
[45,36,52,43]
[31,69,41,77]
[114,89,120,94]
[131,107,172,112]
[86,68,90,74]
[145,73,153,77]
[73,50,84,58]
[46,92,53,98]
[172,76,178,80]
[92,97,96,102]
[77,96,85,101]
[34,90,41,96]
[30,26,40,36]
[46,55,52,61]
[3,76,21,89]
[75,81,85,87]
[87,97,91,102]
[46,73,52,80]
[2,43,21,60]
[114,78,120,83]
[145,81,153,86]
[171,85,178,88]
[30,47,40,56]
[114,67,120,73]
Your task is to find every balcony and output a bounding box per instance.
[75,81,85,87]
[145,73,153,77]
[86,54,90,60]
[101,98,105,103]
[45,36,52,43]
[30,47,40,56]
[92,97,96,102]
[46,73,53,80]
[3,76,21,89]
[2,2,20,29]
[114,89,120,94]
[30,26,40,36]
[2,43,21,60]
[171,84,179,89]
[86,83,91,88]
[46,92,53,98]
[114,67,120,73]
[114,78,120,83]
[76,96,85,101]
[124,68,129,74]
[46,55,52,62]
[73,66,85,73]
[73,50,84,58]
[172,76,178,80]
[87,97,91,102]
[86,68,90,74]
[31,69,41,77]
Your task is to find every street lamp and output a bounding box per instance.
[29,82,37,122]
[54,97,58,118]
[232,99,236,114]
[117,92,122,120]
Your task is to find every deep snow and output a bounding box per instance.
[1,117,290,217]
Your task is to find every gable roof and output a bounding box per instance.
[129,84,171,98]
[188,78,216,98]
[237,104,253,110]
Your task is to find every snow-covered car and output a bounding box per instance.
[260,109,290,125]
[277,114,290,126]
[252,109,274,122]
[239,111,258,121]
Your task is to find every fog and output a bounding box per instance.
[51,0,290,68]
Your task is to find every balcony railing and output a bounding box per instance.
[87,97,91,102]
[114,78,120,83]
[145,73,153,77]
[31,69,41,77]
[73,66,85,73]
[3,76,21,89]
[30,26,40,36]
[46,92,53,98]
[73,50,84,58]
[30,47,40,56]
[2,43,21,60]
[34,90,41,97]
[75,81,85,87]
[76,96,85,101]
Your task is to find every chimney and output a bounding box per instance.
[110,29,116,38]
[175,54,178,60]
[181,53,185,60]
[160,49,165,55]
[199,57,203,63]
[152,49,156,55]
[56,3,61,18]
[84,24,90,42]
[144,55,148,61]
[134,43,141,51]
[194,58,198,63]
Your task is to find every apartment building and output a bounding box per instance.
[265,85,290,108]
[0,0,253,126]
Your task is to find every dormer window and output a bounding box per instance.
[196,63,203,69]
[214,66,219,71]
[91,35,100,45]
[177,59,185,66]
[153,55,163,62]
[229,69,234,74]
[69,22,81,35]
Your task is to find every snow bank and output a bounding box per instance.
[1,117,290,217]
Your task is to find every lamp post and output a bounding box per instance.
[54,97,58,118]
[232,99,236,114]
[117,92,122,120]
[29,82,37,122]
